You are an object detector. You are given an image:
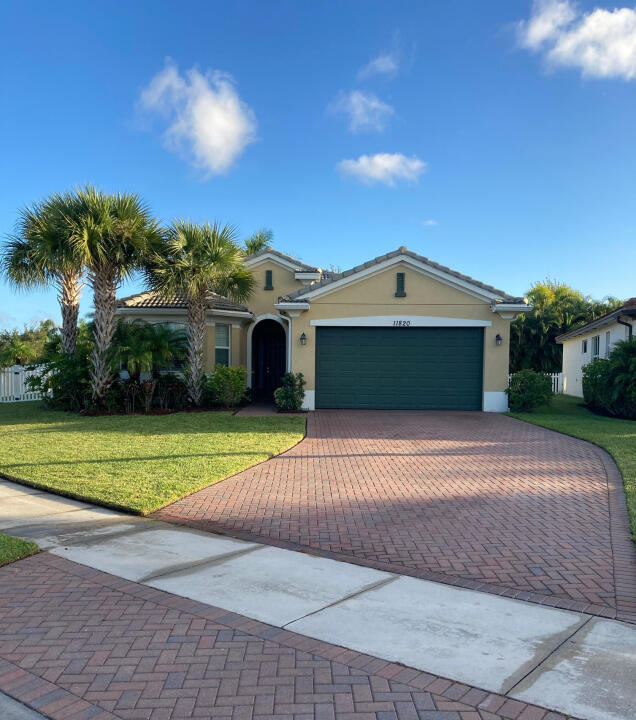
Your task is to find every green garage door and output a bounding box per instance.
[315,326,483,410]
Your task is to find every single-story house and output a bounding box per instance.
[116,246,530,411]
[556,297,636,397]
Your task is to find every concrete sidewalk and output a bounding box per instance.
[2,478,635,720]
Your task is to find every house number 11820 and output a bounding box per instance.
[393,320,411,326]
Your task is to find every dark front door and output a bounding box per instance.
[252,320,286,400]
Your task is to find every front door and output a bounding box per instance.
[252,320,286,400]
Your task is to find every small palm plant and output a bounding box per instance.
[69,187,162,402]
[145,221,254,405]
[145,323,188,379]
[2,192,84,354]
[111,320,187,381]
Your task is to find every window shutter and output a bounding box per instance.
[264,269,273,290]
[395,272,406,297]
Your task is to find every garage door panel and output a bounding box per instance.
[315,326,483,410]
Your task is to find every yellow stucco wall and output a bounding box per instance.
[286,264,511,393]
[247,260,305,318]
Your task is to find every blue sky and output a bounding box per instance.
[1,0,635,329]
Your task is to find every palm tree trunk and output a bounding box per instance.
[186,294,206,406]
[91,265,117,401]
[57,271,82,354]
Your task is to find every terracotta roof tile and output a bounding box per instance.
[116,290,249,312]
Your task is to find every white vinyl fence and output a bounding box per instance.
[509,372,563,394]
[0,365,46,403]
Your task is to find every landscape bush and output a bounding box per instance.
[506,369,553,412]
[274,372,306,412]
[583,338,636,419]
[203,365,248,409]
[582,358,615,414]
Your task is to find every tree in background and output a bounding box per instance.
[2,193,84,354]
[510,280,623,372]
[145,220,254,405]
[0,320,58,367]
[244,228,273,255]
[68,187,162,402]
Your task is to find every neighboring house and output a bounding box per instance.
[556,298,636,398]
[116,246,530,411]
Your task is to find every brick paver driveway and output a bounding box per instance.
[0,554,566,720]
[155,411,635,620]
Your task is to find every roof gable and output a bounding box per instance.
[244,247,319,273]
[283,247,524,304]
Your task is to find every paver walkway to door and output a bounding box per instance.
[155,411,636,622]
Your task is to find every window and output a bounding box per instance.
[395,272,406,297]
[264,269,273,291]
[605,331,611,357]
[215,324,231,366]
[582,339,588,354]
[592,335,600,358]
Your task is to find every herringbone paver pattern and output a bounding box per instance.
[0,553,567,720]
[154,411,636,619]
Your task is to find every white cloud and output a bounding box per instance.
[358,52,400,79]
[328,90,394,132]
[518,1,636,80]
[138,60,257,175]
[337,153,426,185]
[422,219,438,227]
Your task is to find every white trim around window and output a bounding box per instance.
[309,316,492,327]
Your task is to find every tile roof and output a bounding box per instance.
[556,297,636,342]
[282,246,525,303]
[245,247,319,272]
[116,290,249,312]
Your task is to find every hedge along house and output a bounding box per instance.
[116,247,530,411]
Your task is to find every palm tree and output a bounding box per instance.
[145,220,254,405]
[145,323,188,379]
[111,320,187,381]
[69,187,162,402]
[244,228,273,255]
[2,192,84,354]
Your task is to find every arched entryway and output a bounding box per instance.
[251,319,286,400]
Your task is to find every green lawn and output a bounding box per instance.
[0,532,38,567]
[0,402,305,515]
[509,394,636,542]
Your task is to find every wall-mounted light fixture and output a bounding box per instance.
[495,334,503,346]
[300,332,307,346]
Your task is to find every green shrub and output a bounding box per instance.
[609,338,636,419]
[27,351,92,412]
[155,373,188,411]
[582,358,615,414]
[203,365,248,409]
[506,370,553,412]
[274,372,306,412]
[583,338,636,419]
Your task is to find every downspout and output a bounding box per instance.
[616,315,633,339]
